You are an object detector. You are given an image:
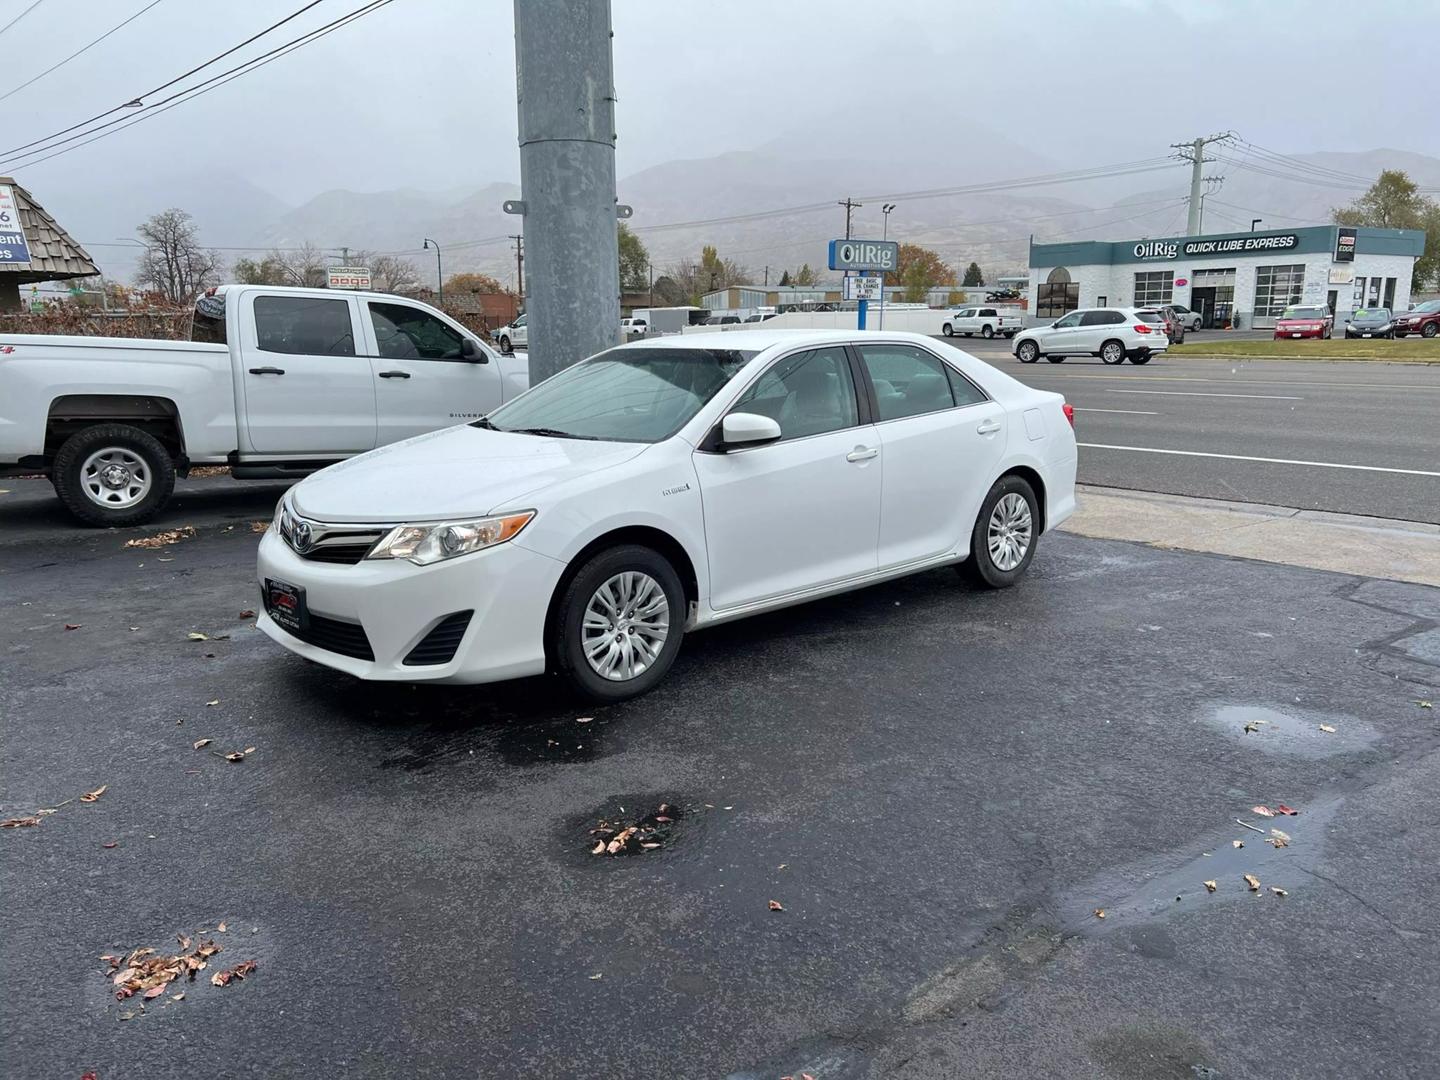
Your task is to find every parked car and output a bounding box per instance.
[493,313,527,352]
[942,305,1024,340]
[1137,305,1185,344]
[621,316,648,332]
[1393,299,1440,338]
[1344,308,1394,339]
[1012,307,1168,365]
[0,285,526,526]
[1169,303,1203,331]
[1273,305,1333,340]
[256,330,1077,701]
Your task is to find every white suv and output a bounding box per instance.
[494,313,527,353]
[1012,308,1168,365]
[942,305,1023,340]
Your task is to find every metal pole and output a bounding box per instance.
[512,0,619,382]
[1185,138,1204,235]
[879,204,895,331]
[1251,218,1262,232]
[857,271,869,330]
[424,238,442,305]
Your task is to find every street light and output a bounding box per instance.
[881,203,896,240]
[1251,218,1263,232]
[423,238,443,305]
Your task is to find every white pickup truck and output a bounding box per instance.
[0,284,528,526]
[941,305,1026,340]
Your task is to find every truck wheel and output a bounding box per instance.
[1424,323,1438,339]
[52,424,175,528]
[499,335,512,353]
[942,323,954,337]
[981,325,995,339]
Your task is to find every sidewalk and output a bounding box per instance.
[1064,484,1440,587]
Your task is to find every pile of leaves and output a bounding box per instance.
[2,784,107,829]
[589,803,679,856]
[124,526,196,550]
[106,933,257,1004]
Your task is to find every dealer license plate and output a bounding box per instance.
[264,579,308,633]
[1291,332,1302,338]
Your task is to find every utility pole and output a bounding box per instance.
[838,197,861,240]
[1197,175,1223,234]
[509,0,620,382]
[763,265,768,287]
[1171,132,1233,235]
[509,234,525,305]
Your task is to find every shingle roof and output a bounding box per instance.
[0,176,99,281]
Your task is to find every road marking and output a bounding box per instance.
[1107,389,1304,401]
[1078,443,1440,478]
[1011,372,1440,392]
[1074,408,1159,415]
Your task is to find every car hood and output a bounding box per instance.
[290,425,648,523]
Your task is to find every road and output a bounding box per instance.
[940,335,1440,523]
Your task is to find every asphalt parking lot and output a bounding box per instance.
[3,484,1439,1078]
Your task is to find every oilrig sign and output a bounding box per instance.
[828,239,899,273]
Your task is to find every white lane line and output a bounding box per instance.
[1107,389,1303,401]
[1078,443,1440,478]
[1015,372,1440,391]
[1074,407,1159,415]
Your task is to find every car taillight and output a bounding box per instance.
[1133,323,1153,334]
[1062,402,1074,428]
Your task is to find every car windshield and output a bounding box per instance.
[1412,300,1440,314]
[1354,308,1391,320]
[1281,307,1327,319]
[479,346,757,443]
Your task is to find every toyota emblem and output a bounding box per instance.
[292,520,313,552]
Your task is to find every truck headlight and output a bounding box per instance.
[366,511,535,565]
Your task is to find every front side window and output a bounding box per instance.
[1255,264,1307,318]
[858,344,956,421]
[1134,271,1173,308]
[483,347,755,443]
[1053,311,1083,329]
[369,302,465,360]
[253,295,355,356]
[734,347,857,441]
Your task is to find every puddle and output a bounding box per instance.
[1064,796,1340,933]
[1205,705,1377,758]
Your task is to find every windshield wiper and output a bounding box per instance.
[506,426,600,440]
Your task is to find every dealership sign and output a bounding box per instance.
[1334,226,1356,262]
[1133,233,1300,260]
[0,184,32,267]
[828,239,898,272]
[327,266,371,290]
[842,275,883,301]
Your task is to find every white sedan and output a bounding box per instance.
[256,330,1077,701]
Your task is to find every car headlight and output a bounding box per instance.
[366,511,535,565]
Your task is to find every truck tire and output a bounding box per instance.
[981,325,995,339]
[52,423,176,528]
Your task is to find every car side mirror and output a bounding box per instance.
[722,412,782,449]
[461,338,488,364]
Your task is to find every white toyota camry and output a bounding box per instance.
[256,330,1077,701]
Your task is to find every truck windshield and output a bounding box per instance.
[479,346,756,443]
[191,294,226,344]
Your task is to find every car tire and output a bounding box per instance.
[960,474,1039,590]
[942,323,954,337]
[981,325,995,339]
[551,544,686,703]
[1016,340,1040,363]
[499,335,512,353]
[1129,353,1151,365]
[1423,323,1438,339]
[1100,340,1126,365]
[1046,355,1066,363]
[52,423,176,528]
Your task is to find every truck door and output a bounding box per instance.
[240,292,377,454]
[362,300,503,443]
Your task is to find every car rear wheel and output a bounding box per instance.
[960,475,1039,589]
[52,423,176,528]
[1016,340,1040,363]
[981,325,995,339]
[942,323,954,337]
[1100,340,1126,365]
[552,544,686,702]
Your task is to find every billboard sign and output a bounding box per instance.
[0,185,32,267]
[1334,227,1357,262]
[327,266,371,290]
[828,239,899,272]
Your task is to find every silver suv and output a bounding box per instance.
[1012,307,1169,365]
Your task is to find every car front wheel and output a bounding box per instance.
[960,475,1039,589]
[552,544,686,702]
[1016,340,1040,363]
[499,335,512,353]
[942,323,954,337]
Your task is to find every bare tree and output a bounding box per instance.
[133,209,224,304]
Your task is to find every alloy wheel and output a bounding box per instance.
[581,571,671,682]
[987,492,1033,572]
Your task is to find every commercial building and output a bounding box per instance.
[1027,225,1425,329]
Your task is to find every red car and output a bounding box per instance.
[1273,305,1333,340]
[1392,299,1440,338]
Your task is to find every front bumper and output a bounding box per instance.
[255,529,563,684]
[1274,328,1325,339]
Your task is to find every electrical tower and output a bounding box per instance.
[1171,132,1234,235]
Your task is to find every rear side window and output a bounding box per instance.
[253,296,355,356]
[1079,311,1108,327]
[980,308,997,317]
[944,364,988,407]
[858,344,956,421]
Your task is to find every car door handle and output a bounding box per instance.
[247,366,285,375]
[977,420,1002,435]
[846,447,879,462]
[378,370,411,379]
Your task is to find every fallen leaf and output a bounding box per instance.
[1251,805,1275,817]
[1319,724,1336,733]
[250,521,269,534]
[129,627,139,631]
[187,632,208,641]
[1232,840,1244,848]
[82,1072,98,1079]
[588,973,602,980]
[205,700,219,707]
[210,970,231,987]
[238,610,256,619]
[125,526,196,550]
[1203,880,1217,892]
[223,752,246,763]
[171,992,185,1001]
[143,984,167,999]
[242,747,255,755]
[1,816,41,828]
[64,623,82,631]
[102,842,118,849]
[576,716,593,724]
[1274,804,1299,816]
[590,841,605,855]
[1242,722,1261,734]
[639,842,661,850]
[1093,908,1106,919]
[1416,699,1433,709]
[1269,829,1291,847]
[768,900,784,912]
[217,922,227,933]
[1270,886,1288,897]
[192,739,211,750]
[1244,874,1261,891]
[80,785,108,803]
[778,864,787,870]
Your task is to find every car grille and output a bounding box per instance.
[298,538,383,565]
[403,610,474,666]
[280,612,375,661]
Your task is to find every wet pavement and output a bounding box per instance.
[2,502,1439,1078]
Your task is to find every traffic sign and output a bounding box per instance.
[828,239,898,273]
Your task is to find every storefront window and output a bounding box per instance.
[1383,278,1397,309]
[1254,264,1306,318]
[1133,271,1173,308]
[1037,266,1079,319]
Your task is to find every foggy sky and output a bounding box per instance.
[4,0,1435,211]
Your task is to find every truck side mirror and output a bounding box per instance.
[461,338,488,364]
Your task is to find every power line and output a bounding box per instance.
[0,0,46,39]
[0,0,397,173]
[0,0,330,161]
[0,0,167,106]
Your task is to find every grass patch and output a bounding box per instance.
[1168,338,1440,361]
